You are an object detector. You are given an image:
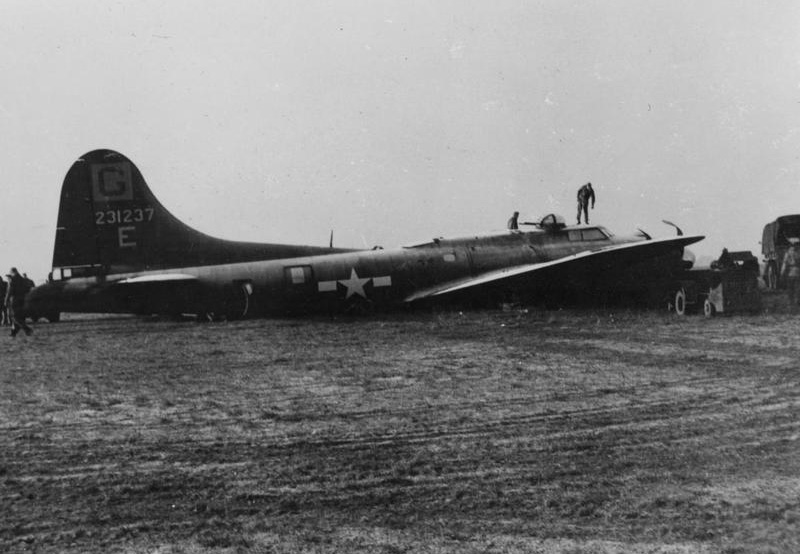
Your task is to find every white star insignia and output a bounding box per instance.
[339,268,370,299]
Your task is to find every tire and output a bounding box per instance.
[674,289,688,316]
[703,298,716,318]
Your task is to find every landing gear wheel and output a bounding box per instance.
[703,298,716,318]
[674,289,688,316]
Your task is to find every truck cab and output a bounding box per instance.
[761,215,800,289]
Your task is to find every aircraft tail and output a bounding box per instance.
[52,149,351,278]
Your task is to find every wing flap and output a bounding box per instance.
[404,235,704,302]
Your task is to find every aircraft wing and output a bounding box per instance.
[403,234,704,302]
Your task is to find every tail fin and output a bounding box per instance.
[52,149,352,277]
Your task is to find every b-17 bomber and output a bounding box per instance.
[26,150,703,320]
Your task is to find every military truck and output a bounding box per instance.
[761,215,800,289]
[672,251,761,317]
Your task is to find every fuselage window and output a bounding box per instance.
[567,230,582,241]
[285,265,312,285]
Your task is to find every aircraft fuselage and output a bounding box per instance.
[28,226,681,319]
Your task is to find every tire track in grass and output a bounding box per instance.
[2,313,799,551]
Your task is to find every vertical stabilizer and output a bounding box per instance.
[52,149,356,277]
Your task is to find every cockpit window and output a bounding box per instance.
[581,228,607,241]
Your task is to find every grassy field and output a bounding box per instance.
[1,305,799,553]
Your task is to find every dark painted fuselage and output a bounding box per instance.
[28,225,681,318]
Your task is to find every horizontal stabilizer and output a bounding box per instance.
[117,273,198,284]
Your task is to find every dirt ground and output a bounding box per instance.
[1,297,799,553]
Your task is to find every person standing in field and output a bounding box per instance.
[0,276,8,326]
[5,267,33,337]
[781,238,800,313]
[576,182,595,225]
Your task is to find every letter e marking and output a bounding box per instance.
[118,226,137,248]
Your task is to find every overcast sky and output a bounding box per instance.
[2,1,799,281]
